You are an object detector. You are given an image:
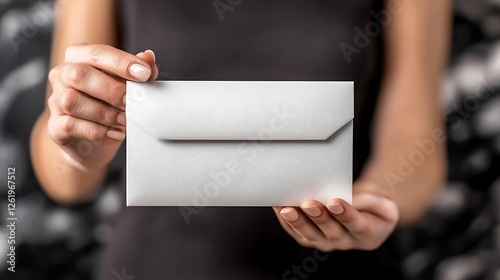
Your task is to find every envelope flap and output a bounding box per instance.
[126,81,353,140]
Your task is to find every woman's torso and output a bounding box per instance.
[98,1,402,279]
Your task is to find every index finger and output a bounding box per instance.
[65,44,152,82]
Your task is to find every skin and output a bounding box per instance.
[31,0,451,253]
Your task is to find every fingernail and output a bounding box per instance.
[107,130,125,141]
[145,49,156,62]
[302,205,321,217]
[280,208,299,222]
[122,95,127,106]
[326,203,344,215]
[129,64,151,81]
[117,112,126,126]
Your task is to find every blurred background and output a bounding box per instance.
[0,0,499,279]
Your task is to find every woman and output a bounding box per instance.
[30,0,451,278]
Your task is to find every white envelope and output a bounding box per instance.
[126,81,353,206]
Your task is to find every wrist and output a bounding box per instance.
[353,179,396,201]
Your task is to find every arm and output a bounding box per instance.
[30,0,157,204]
[30,0,117,204]
[274,0,452,251]
[360,0,451,225]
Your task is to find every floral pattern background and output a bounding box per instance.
[0,0,499,279]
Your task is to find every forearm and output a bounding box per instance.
[30,111,106,204]
[359,136,446,226]
[356,0,452,226]
[29,0,119,204]
[358,71,447,226]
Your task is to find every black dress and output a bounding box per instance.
[98,1,404,279]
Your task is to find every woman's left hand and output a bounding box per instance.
[273,181,399,252]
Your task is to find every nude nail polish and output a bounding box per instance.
[280,208,299,222]
[107,130,125,141]
[326,203,344,215]
[129,64,151,81]
[117,112,126,126]
[302,205,321,217]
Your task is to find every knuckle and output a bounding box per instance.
[326,234,342,244]
[105,82,125,104]
[48,67,59,84]
[87,125,105,142]
[65,64,88,86]
[47,94,57,112]
[113,56,132,73]
[101,108,117,126]
[89,45,105,63]
[60,115,76,134]
[47,116,59,140]
[59,90,79,113]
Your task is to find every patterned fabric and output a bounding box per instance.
[397,1,500,279]
[0,0,498,279]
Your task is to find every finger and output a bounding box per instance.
[54,88,126,129]
[273,207,316,247]
[136,50,159,81]
[65,44,152,82]
[49,115,125,145]
[279,207,326,244]
[300,200,349,248]
[326,199,369,237]
[57,63,126,109]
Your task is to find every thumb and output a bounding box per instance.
[353,192,400,223]
[136,50,159,81]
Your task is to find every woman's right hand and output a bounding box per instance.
[47,44,158,170]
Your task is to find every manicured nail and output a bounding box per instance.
[129,64,151,81]
[107,130,125,141]
[280,208,299,222]
[302,205,321,217]
[326,203,344,215]
[145,49,156,62]
[117,112,126,126]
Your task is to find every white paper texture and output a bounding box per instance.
[126,81,353,206]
